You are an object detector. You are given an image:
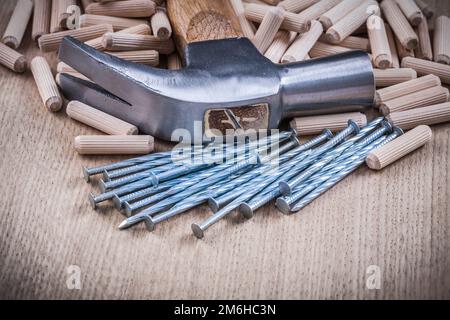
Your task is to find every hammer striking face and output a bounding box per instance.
[58,37,374,143]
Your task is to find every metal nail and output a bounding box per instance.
[142,137,302,230]
[118,135,300,228]
[82,152,172,182]
[89,164,214,209]
[285,128,403,213]
[122,163,229,216]
[207,130,333,212]
[100,160,209,192]
[276,122,394,213]
[192,151,320,238]
[144,179,235,231]
[102,157,175,181]
[82,131,293,182]
[270,121,361,198]
[238,119,385,217]
[279,118,387,196]
[121,135,297,216]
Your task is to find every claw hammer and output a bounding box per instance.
[58,0,375,143]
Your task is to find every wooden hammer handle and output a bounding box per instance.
[166,0,243,54]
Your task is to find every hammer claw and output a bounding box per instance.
[57,73,137,126]
[58,37,167,108]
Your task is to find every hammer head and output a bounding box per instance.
[58,37,374,143]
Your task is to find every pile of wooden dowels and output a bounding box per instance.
[234,0,450,135]
[1,0,178,155]
[0,0,449,155]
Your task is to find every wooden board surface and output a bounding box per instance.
[0,0,449,299]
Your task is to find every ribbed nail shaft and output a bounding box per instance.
[208,130,332,211]
[90,170,202,209]
[83,151,172,181]
[142,139,302,229]
[277,124,395,212]
[103,157,175,180]
[288,130,403,212]
[240,118,385,216]
[280,118,384,195]
[123,161,236,215]
[118,136,300,228]
[191,134,336,237]
[123,137,297,216]
[119,166,249,228]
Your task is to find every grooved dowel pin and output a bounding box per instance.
[366,125,432,170]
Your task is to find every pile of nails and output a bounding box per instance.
[84,117,403,239]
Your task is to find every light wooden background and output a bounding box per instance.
[0,0,449,300]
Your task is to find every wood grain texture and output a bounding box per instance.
[167,0,242,54]
[0,0,449,300]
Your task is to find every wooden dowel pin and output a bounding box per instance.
[380,0,418,50]
[415,17,433,61]
[244,3,309,34]
[32,0,52,42]
[264,30,297,63]
[321,35,370,52]
[387,102,450,130]
[319,0,363,30]
[167,53,183,70]
[50,0,61,33]
[433,16,450,65]
[67,101,138,135]
[151,7,172,40]
[395,0,423,26]
[58,51,159,68]
[395,35,415,59]
[401,56,450,84]
[297,0,342,26]
[231,0,256,39]
[101,33,174,54]
[277,0,319,13]
[375,74,441,106]
[252,6,285,53]
[85,23,151,50]
[51,0,77,33]
[385,23,400,67]
[367,15,392,69]
[325,0,379,44]
[57,61,76,73]
[282,20,322,63]
[2,0,33,49]
[0,43,27,73]
[30,56,63,112]
[379,85,449,115]
[79,14,149,31]
[85,0,156,18]
[108,50,159,66]
[39,24,114,52]
[373,68,417,87]
[290,112,367,136]
[366,125,432,170]
[56,71,91,83]
[74,135,154,155]
[309,41,351,58]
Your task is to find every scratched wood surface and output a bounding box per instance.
[0,0,449,300]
